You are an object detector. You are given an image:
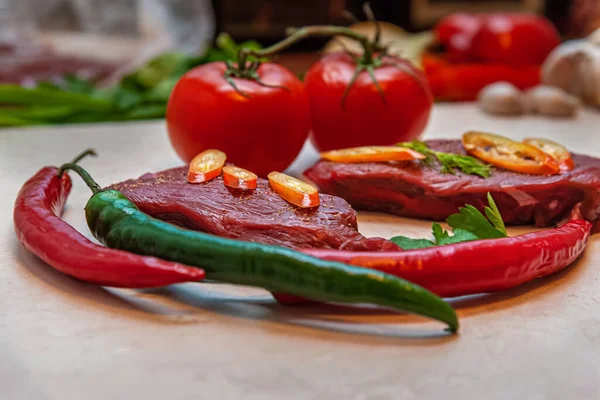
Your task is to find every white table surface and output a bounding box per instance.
[1,104,600,400]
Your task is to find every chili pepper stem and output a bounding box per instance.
[69,148,97,165]
[58,163,102,194]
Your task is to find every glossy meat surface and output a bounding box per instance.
[109,167,398,251]
[305,140,600,228]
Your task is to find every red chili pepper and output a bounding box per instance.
[423,53,540,102]
[13,165,205,288]
[301,216,590,298]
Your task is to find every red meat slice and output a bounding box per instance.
[109,167,399,251]
[305,139,600,230]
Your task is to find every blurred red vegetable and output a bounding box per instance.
[434,12,561,66]
[434,13,483,62]
[422,53,540,101]
[471,14,561,66]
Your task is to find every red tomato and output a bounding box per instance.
[166,62,310,177]
[435,13,483,62]
[471,14,560,66]
[304,53,433,152]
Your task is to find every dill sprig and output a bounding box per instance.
[399,140,491,178]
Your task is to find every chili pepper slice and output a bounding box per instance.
[302,209,591,298]
[523,137,574,172]
[462,131,560,175]
[320,146,426,163]
[222,165,258,190]
[267,171,320,208]
[187,149,226,183]
[13,153,205,288]
[59,163,459,332]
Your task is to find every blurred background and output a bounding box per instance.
[2,0,599,80]
[1,0,599,125]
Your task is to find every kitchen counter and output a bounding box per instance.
[1,104,599,400]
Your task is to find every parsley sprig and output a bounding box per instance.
[399,140,491,178]
[391,193,507,250]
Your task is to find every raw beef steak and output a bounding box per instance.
[305,139,600,229]
[109,167,399,251]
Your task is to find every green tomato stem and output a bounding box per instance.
[241,25,377,64]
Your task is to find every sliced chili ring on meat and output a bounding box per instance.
[462,131,560,175]
[523,137,574,172]
[268,171,320,208]
[320,146,426,163]
[187,149,227,183]
[222,165,258,190]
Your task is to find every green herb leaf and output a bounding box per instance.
[398,140,491,178]
[121,52,190,91]
[391,194,507,249]
[216,32,239,58]
[431,223,449,243]
[400,140,435,166]
[484,192,507,235]
[123,104,166,120]
[0,33,262,128]
[390,236,436,250]
[446,205,506,239]
[35,81,62,91]
[144,77,179,103]
[436,228,480,245]
[0,85,112,111]
[0,114,40,127]
[436,152,491,178]
[61,75,96,94]
[0,105,74,121]
[400,140,431,154]
[113,88,144,111]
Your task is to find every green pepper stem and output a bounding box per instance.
[57,163,102,194]
[69,148,97,165]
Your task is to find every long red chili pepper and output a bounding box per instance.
[13,164,205,288]
[301,216,590,298]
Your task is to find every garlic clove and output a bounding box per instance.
[587,27,600,45]
[524,85,580,117]
[477,81,525,115]
[541,31,600,106]
[541,39,585,94]
[579,44,600,105]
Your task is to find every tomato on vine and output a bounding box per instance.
[167,61,310,177]
[304,52,433,152]
[168,4,434,162]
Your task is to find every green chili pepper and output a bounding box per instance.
[58,163,459,332]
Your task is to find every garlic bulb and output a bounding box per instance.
[542,28,600,106]
[523,85,580,117]
[477,81,525,115]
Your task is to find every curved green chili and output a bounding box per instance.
[59,163,459,332]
